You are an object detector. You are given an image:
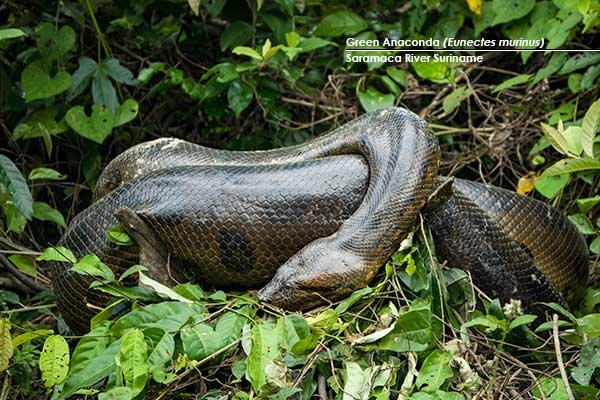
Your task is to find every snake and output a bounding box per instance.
[49,108,589,332]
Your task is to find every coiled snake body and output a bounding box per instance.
[51,108,589,332]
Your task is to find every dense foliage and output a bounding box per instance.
[0,0,599,398]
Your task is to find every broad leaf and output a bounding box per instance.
[40,335,70,388]
[114,99,139,127]
[33,201,66,227]
[29,167,66,181]
[21,61,72,102]
[12,107,68,139]
[314,10,368,37]
[0,28,26,41]
[358,86,394,112]
[442,87,473,114]
[246,321,280,392]
[492,0,535,25]
[118,329,148,397]
[36,246,76,263]
[492,74,531,93]
[540,157,600,178]
[65,104,114,144]
[228,80,253,118]
[67,56,98,101]
[0,318,13,372]
[0,154,33,219]
[581,98,600,158]
[415,350,453,392]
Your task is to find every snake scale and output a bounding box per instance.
[50,108,589,332]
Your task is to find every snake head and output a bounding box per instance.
[257,240,368,310]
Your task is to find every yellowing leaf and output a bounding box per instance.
[0,318,13,372]
[517,173,536,195]
[540,122,570,155]
[40,335,70,388]
[466,0,482,15]
[540,157,600,178]
[232,46,262,60]
[581,98,600,158]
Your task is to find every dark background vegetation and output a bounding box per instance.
[0,0,599,398]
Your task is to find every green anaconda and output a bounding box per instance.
[50,108,589,332]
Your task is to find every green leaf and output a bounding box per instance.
[380,76,401,96]
[314,10,368,37]
[103,58,136,85]
[491,74,531,93]
[232,46,263,60]
[582,64,600,91]
[29,167,66,181]
[492,0,535,25]
[358,86,394,112]
[8,254,36,277]
[412,61,455,84]
[65,104,114,144]
[147,331,174,378]
[569,214,596,235]
[220,21,253,51]
[335,287,373,314]
[442,87,473,114]
[568,73,583,93]
[72,254,115,281]
[508,314,537,330]
[33,201,66,227]
[0,318,13,372]
[40,335,70,388]
[118,328,148,397]
[578,313,600,338]
[540,157,600,178]
[70,324,111,376]
[114,99,139,127]
[67,56,98,101]
[387,67,407,87]
[98,387,133,400]
[62,338,122,398]
[21,61,72,102]
[12,329,52,347]
[35,23,76,62]
[540,122,571,155]
[36,246,76,263]
[246,321,280,392]
[12,106,68,140]
[342,362,370,400]
[4,203,26,234]
[379,299,433,352]
[559,53,600,74]
[571,337,600,385]
[577,196,600,214]
[228,80,254,118]
[415,350,453,392]
[533,52,568,85]
[0,28,26,41]
[181,324,225,360]
[92,70,118,112]
[119,265,147,281]
[138,272,193,303]
[532,378,569,400]
[299,37,334,52]
[111,302,206,336]
[107,224,134,246]
[581,99,600,158]
[0,154,33,219]
[590,236,600,255]
[534,174,569,198]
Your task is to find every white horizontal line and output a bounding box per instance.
[344,49,598,52]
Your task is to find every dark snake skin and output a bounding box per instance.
[50,108,589,332]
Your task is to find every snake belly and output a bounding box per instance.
[50,108,589,332]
